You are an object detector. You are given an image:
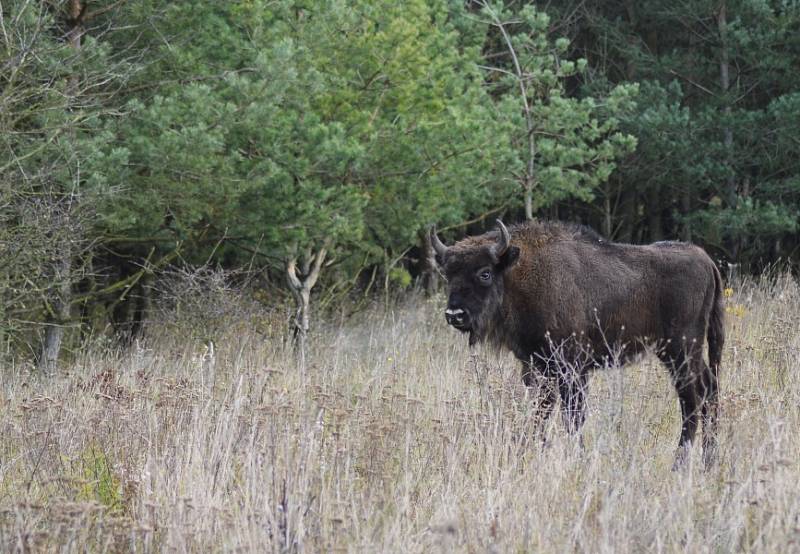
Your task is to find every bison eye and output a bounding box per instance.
[478,270,492,284]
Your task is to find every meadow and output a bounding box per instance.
[1,273,799,553]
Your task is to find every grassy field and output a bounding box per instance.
[1,274,799,552]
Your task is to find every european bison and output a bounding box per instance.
[431,220,724,468]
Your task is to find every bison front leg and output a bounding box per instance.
[557,370,588,435]
[521,361,557,439]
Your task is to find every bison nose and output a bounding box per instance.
[445,308,469,328]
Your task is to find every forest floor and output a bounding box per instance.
[1,274,799,552]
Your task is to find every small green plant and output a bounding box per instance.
[388,267,413,289]
[73,444,123,513]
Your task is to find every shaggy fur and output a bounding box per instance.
[435,220,724,468]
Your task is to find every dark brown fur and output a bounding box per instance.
[436,220,724,468]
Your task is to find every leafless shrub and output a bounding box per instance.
[0,176,96,367]
[148,263,284,346]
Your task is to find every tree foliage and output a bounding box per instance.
[3,0,800,365]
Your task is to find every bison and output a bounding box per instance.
[431,220,724,468]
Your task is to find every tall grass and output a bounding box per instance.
[1,275,799,552]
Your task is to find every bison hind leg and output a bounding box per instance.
[672,382,700,470]
[658,344,701,470]
[697,358,720,468]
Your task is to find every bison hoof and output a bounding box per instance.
[671,443,693,471]
[702,443,718,469]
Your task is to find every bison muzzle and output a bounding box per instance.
[432,219,724,469]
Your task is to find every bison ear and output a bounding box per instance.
[495,246,520,272]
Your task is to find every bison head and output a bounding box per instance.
[431,220,520,345]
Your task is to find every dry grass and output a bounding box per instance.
[1,274,800,553]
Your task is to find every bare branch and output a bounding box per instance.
[286,257,303,292]
[304,244,329,292]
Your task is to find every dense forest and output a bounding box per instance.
[3,0,800,369]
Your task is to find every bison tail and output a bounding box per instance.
[707,263,725,372]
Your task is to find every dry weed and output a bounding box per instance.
[1,276,799,552]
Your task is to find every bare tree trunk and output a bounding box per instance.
[619,186,637,243]
[38,0,84,372]
[718,1,739,259]
[67,0,84,49]
[680,190,692,242]
[647,185,663,242]
[623,0,639,79]
[480,1,536,220]
[40,236,72,373]
[549,202,559,220]
[602,181,613,237]
[133,273,152,339]
[718,1,735,208]
[286,243,328,368]
[292,288,311,361]
[524,151,535,220]
[417,227,439,296]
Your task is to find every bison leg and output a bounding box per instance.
[521,361,557,438]
[673,379,699,469]
[557,370,588,435]
[660,346,701,469]
[696,357,719,468]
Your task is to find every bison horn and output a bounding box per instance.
[492,219,511,259]
[430,226,449,258]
